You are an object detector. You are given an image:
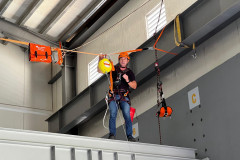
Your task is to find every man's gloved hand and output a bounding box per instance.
[99,54,106,61]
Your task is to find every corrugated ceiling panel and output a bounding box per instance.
[2,0,34,23]
[46,0,95,37]
[24,0,61,29]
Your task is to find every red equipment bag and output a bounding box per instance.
[130,107,136,122]
[159,106,173,117]
[29,43,52,63]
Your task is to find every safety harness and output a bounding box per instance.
[108,66,131,105]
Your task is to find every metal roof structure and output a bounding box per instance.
[0,0,124,47]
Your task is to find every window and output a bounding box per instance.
[146,2,167,39]
[88,56,103,85]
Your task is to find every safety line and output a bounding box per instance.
[58,48,99,56]
[109,49,144,55]
[154,0,164,145]
[153,26,178,56]
[0,29,177,57]
[0,37,29,46]
[0,0,178,57]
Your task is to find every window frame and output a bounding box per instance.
[88,56,103,86]
[145,2,167,39]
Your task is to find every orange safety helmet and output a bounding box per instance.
[118,52,130,60]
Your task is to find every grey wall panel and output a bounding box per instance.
[107,53,240,159]
[24,55,52,110]
[62,90,90,127]
[0,44,24,106]
[183,0,221,38]
[0,109,24,129]
[23,113,48,132]
[198,55,240,159]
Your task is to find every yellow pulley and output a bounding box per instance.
[98,58,112,73]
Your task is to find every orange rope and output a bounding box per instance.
[0,37,99,56]
[58,48,99,56]
[153,26,178,56]
[109,71,113,92]
[108,27,178,56]
[0,38,29,46]
[0,27,178,57]
[109,49,143,55]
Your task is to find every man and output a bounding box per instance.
[98,52,137,141]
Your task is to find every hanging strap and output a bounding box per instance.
[174,14,190,48]
[174,14,197,56]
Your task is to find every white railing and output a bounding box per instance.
[0,127,198,160]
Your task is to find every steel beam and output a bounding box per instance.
[0,0,13,16]
[48,70,62,84]
[62,54,76,105]
[39,0,77,34]
[46,0,240,134]
[1,32,31,48]
[0,17,58,46]
[17,0,44,26]
[0,37,8,45]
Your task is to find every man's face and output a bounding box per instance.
[119,57,129,68]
